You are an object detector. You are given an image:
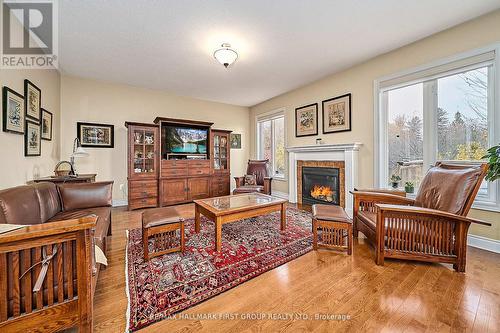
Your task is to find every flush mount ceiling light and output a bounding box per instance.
[213,43,238,68]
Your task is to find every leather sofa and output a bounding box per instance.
[0,181,113,282]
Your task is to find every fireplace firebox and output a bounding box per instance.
[301,166,340,205]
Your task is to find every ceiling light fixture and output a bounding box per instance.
[213,43,238,68]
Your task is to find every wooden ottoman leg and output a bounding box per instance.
[312,218,318,250]
[143,227,149,261]
[180,221,185,253]
[347,223,353,255]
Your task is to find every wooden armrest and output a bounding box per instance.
[375,204,492,226]
[0,216,98,244]
[264,177,273,181]
[351,191,415,205]
[353,188,406,197]
[234,176,245,187]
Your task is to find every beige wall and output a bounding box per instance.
[60,75,250,201]
[249,10,500,240]
[0,69,60,188]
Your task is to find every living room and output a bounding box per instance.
[1,1,500,332]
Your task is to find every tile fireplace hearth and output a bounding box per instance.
[302,166,340,205]
[287,143,362,214]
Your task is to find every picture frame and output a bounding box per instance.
[77,122,115,148]
[230,133,241,149]
[295,103,318,137]
[25,120,41,156]
[24,79,41,122]
[41,108,53,140]
[322,93,351,134]
[2,86,25,134]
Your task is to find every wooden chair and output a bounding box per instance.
[351,162,491,272]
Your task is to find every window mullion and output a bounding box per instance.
[423,80,437,170]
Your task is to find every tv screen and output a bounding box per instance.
[164,126,208,155]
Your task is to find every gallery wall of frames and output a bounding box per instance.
[2,79,53,156]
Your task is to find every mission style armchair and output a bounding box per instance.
[233,159,273,195]
[351,162,491,272]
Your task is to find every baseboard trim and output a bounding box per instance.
[271,191,289,200]
[468,234,500,254]
[113,199,128,207]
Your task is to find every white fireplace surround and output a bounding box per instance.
[286,143,362,214]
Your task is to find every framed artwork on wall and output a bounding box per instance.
[41,108,53,140]
[24,79,41,122]
[2,86,25,134]
[25,120,41,156]
[77,122,115,148]
[322,93,351,134]
[295,103,318,137]
[230,133,241,149]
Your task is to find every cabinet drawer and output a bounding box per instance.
[188,160,210,169]
[129,180,157,188]
[162,160,188,169]
[129,186,157,199]
[162,168,188,178]
[188,168,210,176]
[129,197,157,210]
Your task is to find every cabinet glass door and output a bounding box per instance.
[132,128,156,174]
[213,134,228,171]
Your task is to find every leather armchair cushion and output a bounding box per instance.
[246,160,270,186]
[356,211,377,230]
[415,164,483,215]
[0,185,42,225]
[34,182,61,222]
[233,185,264,194]
[58,181,113,212]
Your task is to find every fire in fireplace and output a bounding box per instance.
[302,166,340,205]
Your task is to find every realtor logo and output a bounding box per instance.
[1,0,58,69]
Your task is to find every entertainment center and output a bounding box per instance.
[125,118,232,210]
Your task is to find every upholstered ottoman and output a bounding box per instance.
[312,204,353,254]
[142,207,185,260]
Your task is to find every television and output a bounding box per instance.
[163,125,208,157]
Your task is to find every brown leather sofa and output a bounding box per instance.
[0,181,113,332]
[234,159,273,195]
[0,181,113,280]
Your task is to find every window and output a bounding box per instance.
[257,111,286,179]
[376,47,499,211]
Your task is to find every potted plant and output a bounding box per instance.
[483,144,500,182]
[404,181,415,193]
[390,174,401,189]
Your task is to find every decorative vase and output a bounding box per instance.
[391,182,399,189]
[405,186,414,193]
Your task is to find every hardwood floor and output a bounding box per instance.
[93,204,500,332]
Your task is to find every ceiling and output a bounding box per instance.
[59,0,500,107]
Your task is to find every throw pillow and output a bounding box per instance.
[244,174,257,186]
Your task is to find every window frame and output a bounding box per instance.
[256,109,286,180]
[374,44,500,212]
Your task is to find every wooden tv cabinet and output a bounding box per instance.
[126,118,232,210]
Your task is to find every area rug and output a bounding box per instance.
[125,207,312,331]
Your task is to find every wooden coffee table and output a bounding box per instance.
[194,193,287,252]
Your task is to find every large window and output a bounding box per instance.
[376,48,499,210]
[257,111,286,179]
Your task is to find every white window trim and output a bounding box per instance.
[256,108,287,181]
[374,43,500,212]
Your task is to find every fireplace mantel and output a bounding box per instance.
[286,143,362,214]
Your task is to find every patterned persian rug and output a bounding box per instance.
[126,207,312,331]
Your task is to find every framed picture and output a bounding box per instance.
[77,122,114,148]
[295,103,318,137]
[24,79,41,122]
[41,109,53,140]
[230,133,241,149]
[2,86,25,134]
[322,93,351,134]
[25,120,41,156]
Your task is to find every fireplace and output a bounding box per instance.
[301,166,340,205]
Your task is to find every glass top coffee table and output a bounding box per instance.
[193,193,287,252]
